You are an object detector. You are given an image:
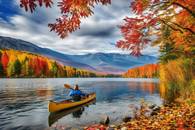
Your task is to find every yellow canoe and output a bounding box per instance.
[48,99,96,126]
[48,93,96,113]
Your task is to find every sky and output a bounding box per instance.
[0,0,159,56]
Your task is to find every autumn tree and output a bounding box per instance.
[51,61,58,77]
[116,0,194,56]
[1,52,9,74]
[21,57,29,76]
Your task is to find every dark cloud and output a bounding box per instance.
[75,23,116,37]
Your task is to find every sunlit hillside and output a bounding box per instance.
[0,49,97,78]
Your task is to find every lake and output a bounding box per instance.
[0,78,163,130]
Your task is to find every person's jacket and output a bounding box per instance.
[69,89,85,97]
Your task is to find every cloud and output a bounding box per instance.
[0,0,159,56]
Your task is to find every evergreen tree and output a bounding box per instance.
[13,59,22,77]
[0,62,4,77]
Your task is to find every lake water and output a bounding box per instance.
[0,78,162,130]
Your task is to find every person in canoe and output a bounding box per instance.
[69,84,86,101]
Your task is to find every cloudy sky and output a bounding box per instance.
[0,0,159,56]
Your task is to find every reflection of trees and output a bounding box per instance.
[35,87,53,99]
[127,82,158,94]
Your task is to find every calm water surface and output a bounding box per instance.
[0,78,162,130]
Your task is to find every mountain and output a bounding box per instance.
[66,53,157,74]
[0,36,158,74]
[0,36,96,71]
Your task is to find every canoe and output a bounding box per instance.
[48,99,96,126]
[48,93,96,113]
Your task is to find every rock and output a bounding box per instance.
[121,127,128,130]
[100,115,110,125]
[70,128,81,130]
[150,111,158,116]
[153,106,161,112]
[109,125,116,128]
[122,116,132,122]
[149,104,156,109]
[107,127,115,130]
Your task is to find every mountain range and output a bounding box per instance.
[0,36,158,74]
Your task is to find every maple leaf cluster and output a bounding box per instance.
[20,0,53,12]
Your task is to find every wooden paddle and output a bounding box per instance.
[64,84,74,90]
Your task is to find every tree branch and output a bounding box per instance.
[160,19,183,33]
[168,21,195,35]
[150,1,195,18]
[173,2,195,18]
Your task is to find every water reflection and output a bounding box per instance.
[0,78,162,130]
[36,88,53,99]
[127,82,157,94]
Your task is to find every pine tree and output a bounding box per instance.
[13,59,22,77]
[0,62,4,77]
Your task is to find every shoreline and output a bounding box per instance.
[84,101,195,130]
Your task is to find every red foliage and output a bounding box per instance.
[1,52,9,72]
[29,57,49,76]
[117,0,195,56]
[20,0,53,12]
[116,16,158,56]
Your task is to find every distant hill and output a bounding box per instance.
[0,36,158,74]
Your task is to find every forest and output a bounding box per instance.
[0,49,98,78]
[123,64,159,78]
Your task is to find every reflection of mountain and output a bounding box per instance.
[0,36,157,74]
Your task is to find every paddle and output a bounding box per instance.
[64,84,74,90]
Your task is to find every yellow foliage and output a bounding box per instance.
[159,58,195,100]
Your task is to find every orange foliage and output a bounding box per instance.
[123,64,159,78]
[170,10,195,54]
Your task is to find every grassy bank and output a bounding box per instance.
[159,58,195,103]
